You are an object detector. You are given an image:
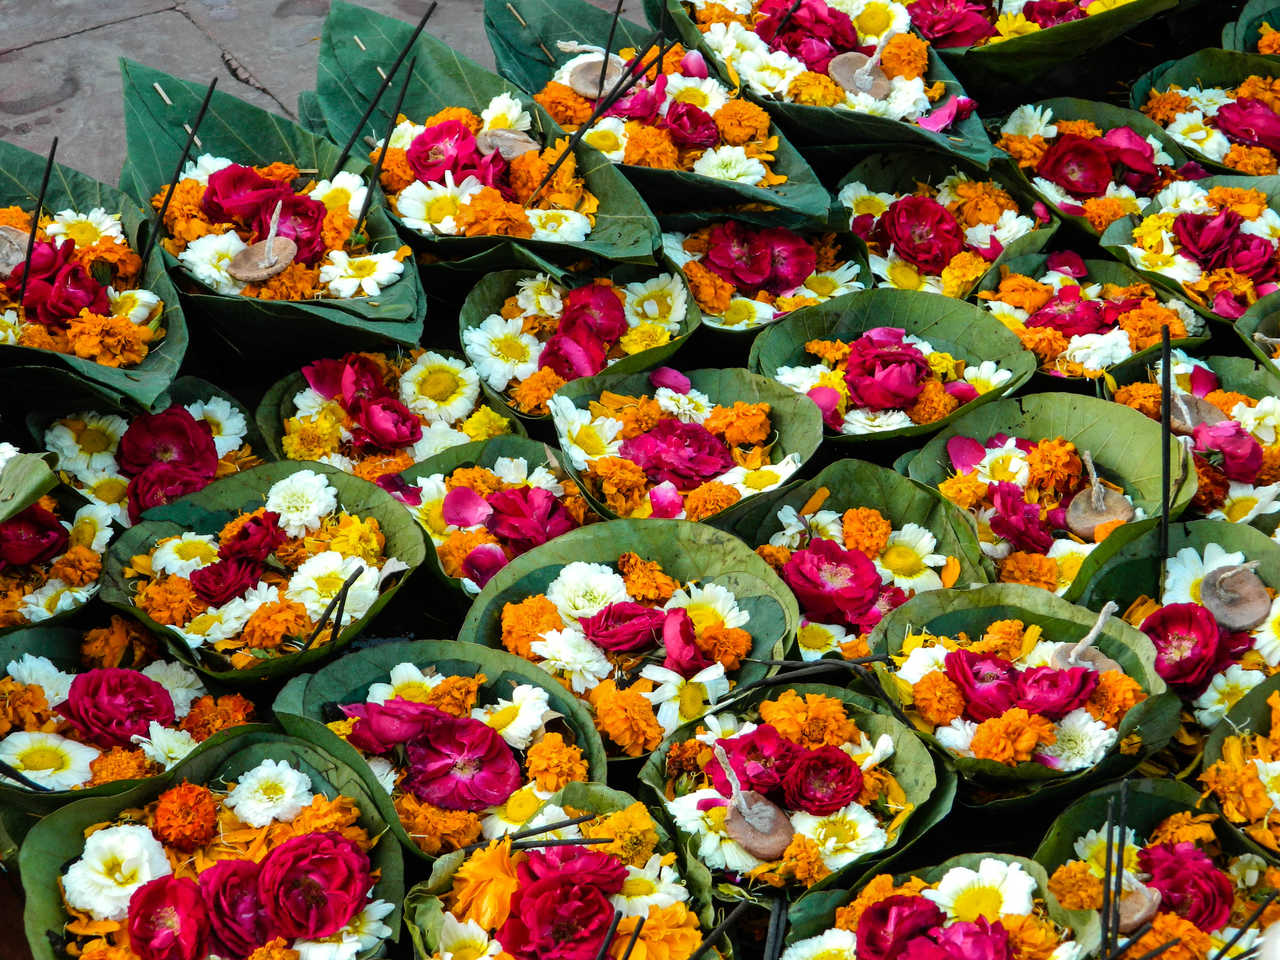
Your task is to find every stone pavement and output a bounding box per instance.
[0,0,620,185]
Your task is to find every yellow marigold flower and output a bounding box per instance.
[461,405,512,441]
[619,321,672,355]
[990,13,1040,42]
[282,412,342,461]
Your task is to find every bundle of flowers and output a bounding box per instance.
[0,451,115,632]
[549,368,822,523]
[1133,50,1280,176]
[0,140,185,408]
[905,394,1195,598]
[1111,354,1280,525]
[459,518,799,757]
[1201,673,1280,856]
[401,782,714,960]
[835,155,1055,298]
[274,638,607,859]
[1037,778,1267,960]
[779,853,1085,960]
[868,584,1177,800]
[459,268,699,418]
[312,2,659,263]
[256,349,514,485]
[640,682,950,898]
[996,99,1192,236]
[0,618,257,801]
[120,59,425,351]
[19,731,403,960]
[103,463,425,681]
[745,460,990,661]
[41,379,263,528]
[975,252,1206,382]
[661,220,867,332]
[391,436,598,594]
[751,292,1033,438]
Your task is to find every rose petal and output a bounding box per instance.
[462,543,508,588]
[649,366,691,394]
[946,436,986,474]
[442,487,493,527]
[1189,364,1220,398]
[648,481,684,519]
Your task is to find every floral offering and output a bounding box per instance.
[119,467,414,671]
[977,252,1205,380]
[662,220,865,331]
[462,271,694,415]
[374,95,600,244]
[269,350,511,482]
[1113,352,1280,524]
[653,686,929,892]
[0,203,166,369]
[1140,72,1280,175]
[0,617,255,792]
[912,0,1147,50]
[52,752,398,960]
[780,856,1081,960]
[996,103,1189,234]
[837,168,1048,296]
[936,433,1145,594]
[772,325,1014,435]
[152,153,410,301]
[1201,681,1280,854]
[535,44,789,189]
[1110,181,1280,321]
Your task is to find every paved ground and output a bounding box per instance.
[0,0,620,185]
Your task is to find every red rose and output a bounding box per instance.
[1216,98,1280,153]
[1014,666,1098,720]
[664,102,721,149]
[538,330,608,380]
[709,724,802,797]
[782,745,865,815]
[944,649,1018,722]
[0,502,69,568]
[485,486,579,554]
[128,876,210,960]
[660,608,712,677]
[782,538,882,629]
[407,120,479,184]
[1025,287,1111,339]
[1172,209,1244,271]
[127,462,213,524]
[402,713,523,810]
[341,698,451,754]
[118,407,219,479]
[857,895,947,960]
[757,227,818,295]
[22,261,110,327]
[520,846,627,893]
[580,601,666,652]
[353,395,423,451]
[878,196,965,274]
[1140,603,1228,696]
[257,832,372,939]
[202,164,291,225]
[1035,134,1114,199]
[220,511,286,563]
[340,353,392,410]
[1140,841,1233,933]
[705,220,773,290]
[189,556,261,606]
[1023,0,1083,26]
[559,284,628,344]
[907,0,994,48]
[1226,232,1278,283]
[251,193,328,266]
[4,238,74,297]
[198,859,274,960]
[59,667,176,747]
[497,875,617,960]
[843,328,932,411]
[618,420,735,491]
[302,356,345,399]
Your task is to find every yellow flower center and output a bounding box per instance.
[313,571,347,596]
[176,540,219,563]
[90,476,129,504]
[504,787,542,823]
[675,88,711,109]
[721,300,758,326]
[987,454,1023,483]
[101,855,139,885]
[742,468,780,491]
[487,701,521,731]
[951,885,1004,923]
[493,334,530,363]
[572,425,607,457]
[489,113,513,130]
[451,939,490,960]
[320,187,353,212]
[348,258,379,278]
[418,368,461,402]
[1226,498,1258,523]
[1055,552,1086,588]
[420,499,447,536]
[637,291,675,322]
[852,197,889,217]
[881,544,924,576]
[887,259,924,290]
[707,805,728,831]
[797,623,835,651]
[678,681,706,719]
[260,781,285,801]
[64,221,102,246]
[621,875,658,897]
[804,275,838,297]
[854,3,892,36]
[392,681,434,703]
[427,195,462,223]
[683,602,724,634]
[75,425,114,454]
[585,130,622,153]
[69,519,100,549]
[17,744,67,772]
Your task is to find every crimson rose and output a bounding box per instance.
[128,876,210,960]
[782,745,865,815]
[127,462,213,524]
[257,832,372,939]
[878,196,965,274]
[944,650,1018,722]
[198,859,274,959]
[59,667,176,747]
[0,502,69,568]
[189,557,262,606]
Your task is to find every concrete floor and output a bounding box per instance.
[0,0,620,185]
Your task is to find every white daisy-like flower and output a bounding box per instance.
[935,716,978,756]
[308,170,368,219]
[20,579,96,622]
[530,626,613,693]
[654,386,713,423]
[1123,243,1204,285]
[482,793,567,840]
[131,721,197,769]
[140,661,206,718]
[1194,664,1267,728]
[1255,758,1280,809]
[412,422,472,461]
[528,208,592,243]
[1030,177,1077,210]
[705,295,777,329]
[667,789,764,871]
[179,153,234,185]
[963,360,1013,396]
[185,396,247,457]
[1165,111,1231,162]
[693,145,767,185]
[226,758,314,827]
[320,250,405,299]
[1235,396,1280,445]
[178,231,249,295]
[1037,708,1117,772]
[546,560,630,621]
[1153,180,1212,214]
[1230,854,1268,889]
[344,899,396,952]
[435,913,503,960]
[367,756,397,794]
[172,586,263,648]
[62,824,171,921]
[516,273,566,316]
[0,730,97,790]
[6,653,74,706]
[549,395,624,470]
[641,663,730,733]
[396,172,484,236]
[700,19,768,61]
[898,642,951,684]
[366,662,444,705]
[473,684,551,749]
[1046,539,1097,596]
[837,180,896,221]
[1002,104,1057,139]
[868,249,946,293]
[791,802,888,871]
[875,524,946,591]
[288,551,381,622]
[107,286,162,325]
[923,858,1037,922]
[842,0,910,44]
[665,581,749,633]
[1184,85,1233,116]
[44,411,129,476]
[1209,928,1260,960]
[1209,482,1280,525]
[0,308,23,345]
[583,117,629,163]
[1254,597,1280,667]
[795,622,848,662]
[624,274,688,333]
[1241,207,1280,241]
[1061,327,1134,372]
[800,262,865,300]
[398,350,480,423]
[611,854,690,917]
[1163,543,1246,606]
[841,407,916,435]
[768,505,842,549]
[1073,825,1140,876]
[780,928,858,960]
[481,90,533,132]
[266,469,340,536]
[716,453,803,497]
[666,74,731,115]
[463,314,543,391]
[45,207,125,248]
[493,456,564,495]
[409,474,450,543]
[151,532,221,578]
[732,48,805,97]
[974,439,1029,486]
[661,232,696,268]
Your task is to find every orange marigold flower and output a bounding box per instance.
[1018,325,1069,364]
[456,186,533,239]
[352,451,415,483]
[1141,88,1194,124]
[682,259,734,315]
[880,31,929,80]
[509,366,566,415]
[426,675,484,717]
[180,693,256,741]
[1048,859,1103,910]
[623,122,680,169]
[1259,444,1280,485]
[1201,752,1273,826]
[254,161,299,182]
[713,99,773,145]
[154,781,219,851]
[19,323,70,353]
[48,545,102,587]
[618,552,679,604]
[906,378,960,424]
[938,472,989,511]
[80,940,136,960]
[694,1,748,25]
[684,481,740,521]
[580,802,659,867]
[0,206,32,233]
[242,599,311,650]
[806,338,851,365]
[424,107,482,132]
[1026,437,1081,499]
[1208,185,1271,220]
[999,552,1060,592]
[756,543,791,573]
[610,902,702,960]
[1002,912,1062,960]
[247,939,300,960]
[842,507,891,559]
[446,466,508,497]
[704,401,772,447]
[1118,301,1185,351]
[1204,389,1255,417]
[941,250,991,298]
[947,180,1017,228]
[1055,119,1103,139]
[982,272,1055,312]
[589,391,663,439]
[996,133,1049,169]
[1224,143,1279,176]
[1113,382,1163,420]
[1085,670,1147,726]
[588,457,651,516]
[526,731,589,791]
[1261,23,1280,55]
[87,746,158,786]
[759,690,857,748]
[395,792,483,855]
[0,678,54,736]
[438,528,502,578]
[535,81,594,127]
[785,72,844,107]
[913,670,965,727]
[971,619,1026,660]
[1191,455,1229,513]
[589,678,664,757]
[1082,196,1132,233]
[1149,810,1217,847]
[501,595,563,659]
[697,623,753,671]
[377,146,417,194]
[970,708,1056,765]
[449,839,521,930]
[1235,74,1280,111]
[137,575,208,626]
[1122,912,1211,960]
[75,237,142,287]
[66,311,153,368]
[242,261,322,301]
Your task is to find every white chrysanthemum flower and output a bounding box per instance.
[1123,243,1204,285]
[320,250,405,299]
[0,730,97,790]
[704,295,776,330]
[473,684,551,749]
[288,551,381,622]
[178,231,249,295]
[1002,104,1057,139]
[308,170,368,219]
[1184,85,1233,116]
[179,153,234,185]
[412,422,471,461]
[291,387,334,419]
[792,802,888,871]
[780,928,858,960]
[897,642,951,684]
[185,397,247,458]
[20,579,96,622]
[151,532,221,578]
[1235,396,1280,445]
[583,117,628,163]
[700,20,768,61]
[1030,177,1076,210]
[883,76,932,120]
[654,386,713,423]
[1153,180,1212,214]
[1046,539,1097,596]
[436,913,503,960]
[226,758,314,827]
[1254,597,1280,667]
[1038,709,1117,772]
[366,662,444,704]
[1165,111,1230,161]
[131,721,197,769]
[641,663,730,733]
[6,653,74,706]
[667,789,764,871]
[140,660,206,718]
[44,411,129,475]
[717,453,802,497]
[396,172,484,236]
[46,207,125,247]
[1194,664,1267,728]
[612,854,690,917]
[732,48,805,97]
[493,456,563,495]
[841,407,916,435]
[107,286,163,325]
[399,351,480,423]
[692,145,766,185]
[547,560,630,621]
[381,118,427,151]
[624,274,688,333]
[1241,207,1280,241]
[800,262,865,300]
[1072,824,1140,876]
[768,505,841,549]
[935,717,978,756]
[1230,853,1268,889]
[516,273,565,316]
[463,314,542,391]
[0,309,22,345]
[795,621,848,662]
[923,858,1037,921]
[530,626,613,693]
[266,469,340,536]
[482,91,532,132]
[773,364,827,397]
[549,395,624,470]
[528,209,592,243]
[63,824,171,920]
[1163,543,1246,606]
[1061,327,1134,372]
[875,524,946,591]
[665,581,749,632]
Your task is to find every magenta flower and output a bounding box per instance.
[856,895,948,960]
[843,328,932,411]
[782,745,864,815]
[251,193,328,265]
[781,537,882,628]
[1015,666,1098,720]
[406,120,479,184]
[945,649,1019,722]
[560,284,628,344]
[705,220,773,290]
[1036,135,1113,199]
[485,486,578,553]
[352,395,422,450]
[620,420,734,491]
[1140,842,1233,933]
[462,542,508,588]
[1140,603,1228,695]
[1189,364,1220,398]
[660,608,712,677]
[708,724,802,797]
[604,75,667,124]
[128,876,210,960]
[758,227,819,295]
[1046,251,1088,277]
[946,436,986,474]
[580,601,666,652]
[538,330,607,380]
[1216,98,1280,153]
[678,50,709,78]
[519,846,628,894]
[402,713,523,810]
[443,487,494,528]
[664,102,720,149]
[648,481,685,518]
[1193,421,1263,483]
[650,367,691,393]
[989,481,1053,554]
[878,195,966,273]
[339,354,391,410]
[1023,0,1083,26]
[1172,209,1244,270]
[198,859,274,960]
[808,386,844,430]
[1025,287,1111,338]
[201,164,290,225]
[341,699,451,754]
[945,380,979,404]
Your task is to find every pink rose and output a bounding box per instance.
[22,261,110,327]
[538,330,607,380]
[650,367,691,393]
[1226,233,1278,283]
[709,724,802,797]
[705,220,773,290]
[302,356,345,399]
[989,481,1053,553]
[604,75,668,124]
[619,420,734,491]
[497,875,617,960]
[407,120,479,184]
[403,713,523,810]
[580,601,666,652]
[1140,842,1233,933]
[907,0,994,47]
[201,164,290,225]
[252,193,328,266]
[560,284,628,344]
[758,227,818,295]
[461,542,508,587]
[1015,666,1098,720]
[219,511,286,563]
[485,486,578,553]
[1023,0,1083,26]
[945,649,1018,722]
[679,51,709,78]
[198,859,274,959]
[4,238,74,299]
[341,698,451,753]
[340,354,392,410]
[843,329,931,411]
[128,876,210,960]
[648,481,684,518]
[520,846,627,893]
[0,502,69,568]
[807,386,844,430]
[256,832,372,939]
[1193,421,1263,483]
[856,895,947,960]
[1216,98,1280,153]
[664,102,720,149]
[660,608,712,677]
[353,395,423,451]
[782,538,882,629]
[1173,209,1244,270]
[1026,287,1111,338]
[878,196,965,274]
[1035,135,1114,199]
[59,667,176,748]
[1140,603,1228,696]
[782,745,864,814]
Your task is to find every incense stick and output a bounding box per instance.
[1158,325,1172,577]
[139,78,218,266]
[15,137,58,311]
[354,55,417,236]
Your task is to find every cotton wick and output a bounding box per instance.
[1069,601,1118,666]
[261,200,283,268]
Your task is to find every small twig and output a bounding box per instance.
[0,758,53,792]
[1110,784,1128,949]
[689,901,751,960]
[140,78,218,265]
[509,836,612,851]
[600,0,626,94]
[15,137,58,311]
[1101,796,1115,952]
[1159,325,1172,574]
[1103,920,1154,960]
[746,655,890,668]
[763,896,787,960]
[770,0,806,36]
[355,55,416,237]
